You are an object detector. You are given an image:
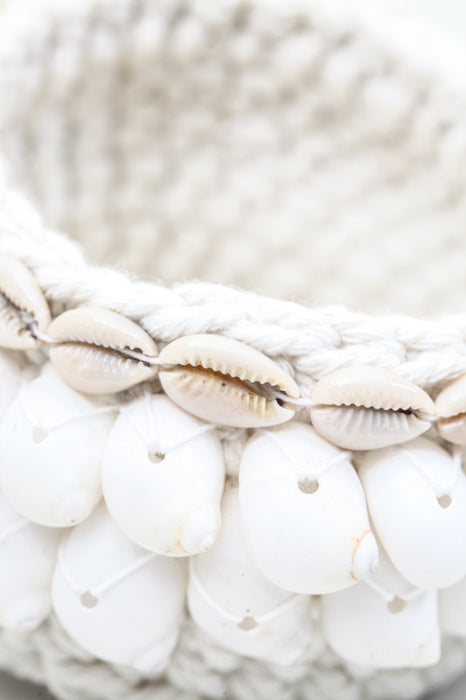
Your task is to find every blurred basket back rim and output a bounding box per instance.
[1,0,466,317]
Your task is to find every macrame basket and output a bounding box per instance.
[1,0,466,698]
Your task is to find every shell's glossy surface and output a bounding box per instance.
[358,436,466,589]
[188,487,313,664]
[0,256,51,349]
[322,544,440,668]
[312,366,434,412]
[102,395,225,555]
[437,414,466,446]
[439,577,466,637]
[435,373,466,418]
[310,366,435,450]
[48,307,159,394]
[0,363,115,527]
[239,422,378,594]
[435,374,466,445]
[159,334,299,428]
[52,502,186,671]
[0,350,23,422]
[0,490,60,631]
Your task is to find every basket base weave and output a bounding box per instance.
[0,615,465,700]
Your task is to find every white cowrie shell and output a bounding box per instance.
[358,436,466,589]
[0,363,115,527]
[52,502,186,672]
[321,544,440,668]
[0,256,51,349]
[0,350,24,422]
[159,334,299,428]
[0,490,60,631]
[309,366,435,450]
[188,486,313,665]
[435,373,466,445]
[48,307,159,394]
[239,423,378,594]
[439,577,466,637]
[102,394,224,555]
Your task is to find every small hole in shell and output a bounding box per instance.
[148,450,166,464]
[298,478,319,494]
[387,596,405,614]
[80,591,98,608]
[238,616,258,631]
[32,427,47,444]
[438,494,452,509]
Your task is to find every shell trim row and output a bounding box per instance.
[2,256,466,674]
[0,255,461,447]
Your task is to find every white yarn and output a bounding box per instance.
[3,0,466,319]
[1,615,465,700]
[1,0,466,698]
[2,211,466,391]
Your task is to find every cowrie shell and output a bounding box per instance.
[309,366,435,450]
[239,423,378,594]
[322,543,440,668]
[0,256,51,349]
[0,490,60,631]
[0,363,115,527]
[0,350,24,422]
[102,395,225,555]
[52,502,186,671]
[435,373,466,445]
[159,334,299,428]
[439,577,466,637]
[48,307,159,394]
[358,436,466,589]
[188,486,313,665]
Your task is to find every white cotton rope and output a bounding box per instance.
[2,0,466,698]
